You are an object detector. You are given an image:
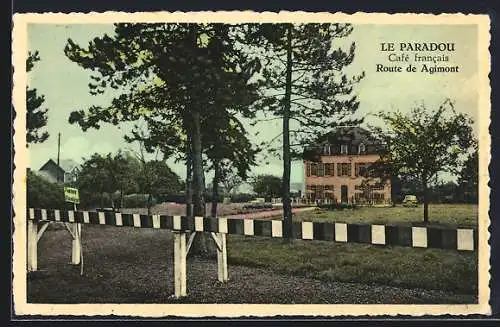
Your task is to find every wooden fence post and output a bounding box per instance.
[216,232,228,283]
[173,231,187,297]
[71,223,82,265]
[27,220,37,272]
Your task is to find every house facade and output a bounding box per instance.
[38,158,79,184]
[303,127,392,205]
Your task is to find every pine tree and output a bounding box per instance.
[26,51,49,145]
[65,23,261,254]
[244,23,364,239]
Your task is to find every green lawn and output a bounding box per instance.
[292,204,478,228]
[227,234,477,294]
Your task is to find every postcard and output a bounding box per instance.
[12,11,491,317]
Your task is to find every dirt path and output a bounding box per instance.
[225,206,316,220]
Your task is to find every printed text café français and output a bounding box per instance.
[376,42,460,74]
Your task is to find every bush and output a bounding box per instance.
[242,203,274,210]
[27,171,68,209]
[77,190,112,209]
[123,194,157,208]
[205,194,224,203]
[318,203,358,211]
[157,194,186,204]
[230,193,255,203]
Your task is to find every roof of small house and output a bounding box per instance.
[302,126,386,159]
[39,158,79,173]
[318,126,380,145]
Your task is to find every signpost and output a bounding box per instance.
[64,187,80,204]
[63,187,83,274]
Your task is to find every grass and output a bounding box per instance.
[293,204,478,228]
[227,235,477,295]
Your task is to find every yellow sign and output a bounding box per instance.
[64,187,80,204]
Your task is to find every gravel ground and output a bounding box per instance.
[224,206,316,219]
[120,203,316,219]
[155,258,477,304]
[28,255,476,304]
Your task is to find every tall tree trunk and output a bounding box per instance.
[192,112,205,218]
[185,130,193,218]
[211,158,220,217]
[147,193,152,216]
[187,25,216,258]
[119,189,124,209]
[423,181,429,223]
[282,24,293,241]
[191,110,213,256]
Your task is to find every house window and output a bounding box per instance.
[358,143,366,154]
[337,163,351,176]
[317,163,325,177]
[306,162,311,177]
[340,144,348,155]
[315,184,324,200]
[324,163,334,176]
[310,163,318,176]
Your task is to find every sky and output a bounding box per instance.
[25,23,479,191]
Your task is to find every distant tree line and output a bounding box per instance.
[26,150,267,211]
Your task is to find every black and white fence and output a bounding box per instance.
[27,208,477,297]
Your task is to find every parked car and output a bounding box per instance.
[402,195,418,207]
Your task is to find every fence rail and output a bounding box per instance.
[27,208,476,251]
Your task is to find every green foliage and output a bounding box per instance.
[456,146,478,203]
[26,51,49,145]
[76,151,139,207]
[136,159,184,200]
[243,23,364,236]
[122,194,157,208]
[318,203,358,211]
[219,167,244,195]
[242,203,274,210]
[372,99,475,182]
[370,99,476,221]
[27,170,66,209]
[230,193,255,203]
[76,153,117,202]
[244,23,365,158]
[251,174,282,200]
[64,23,263,220]
[75,150,182,209]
